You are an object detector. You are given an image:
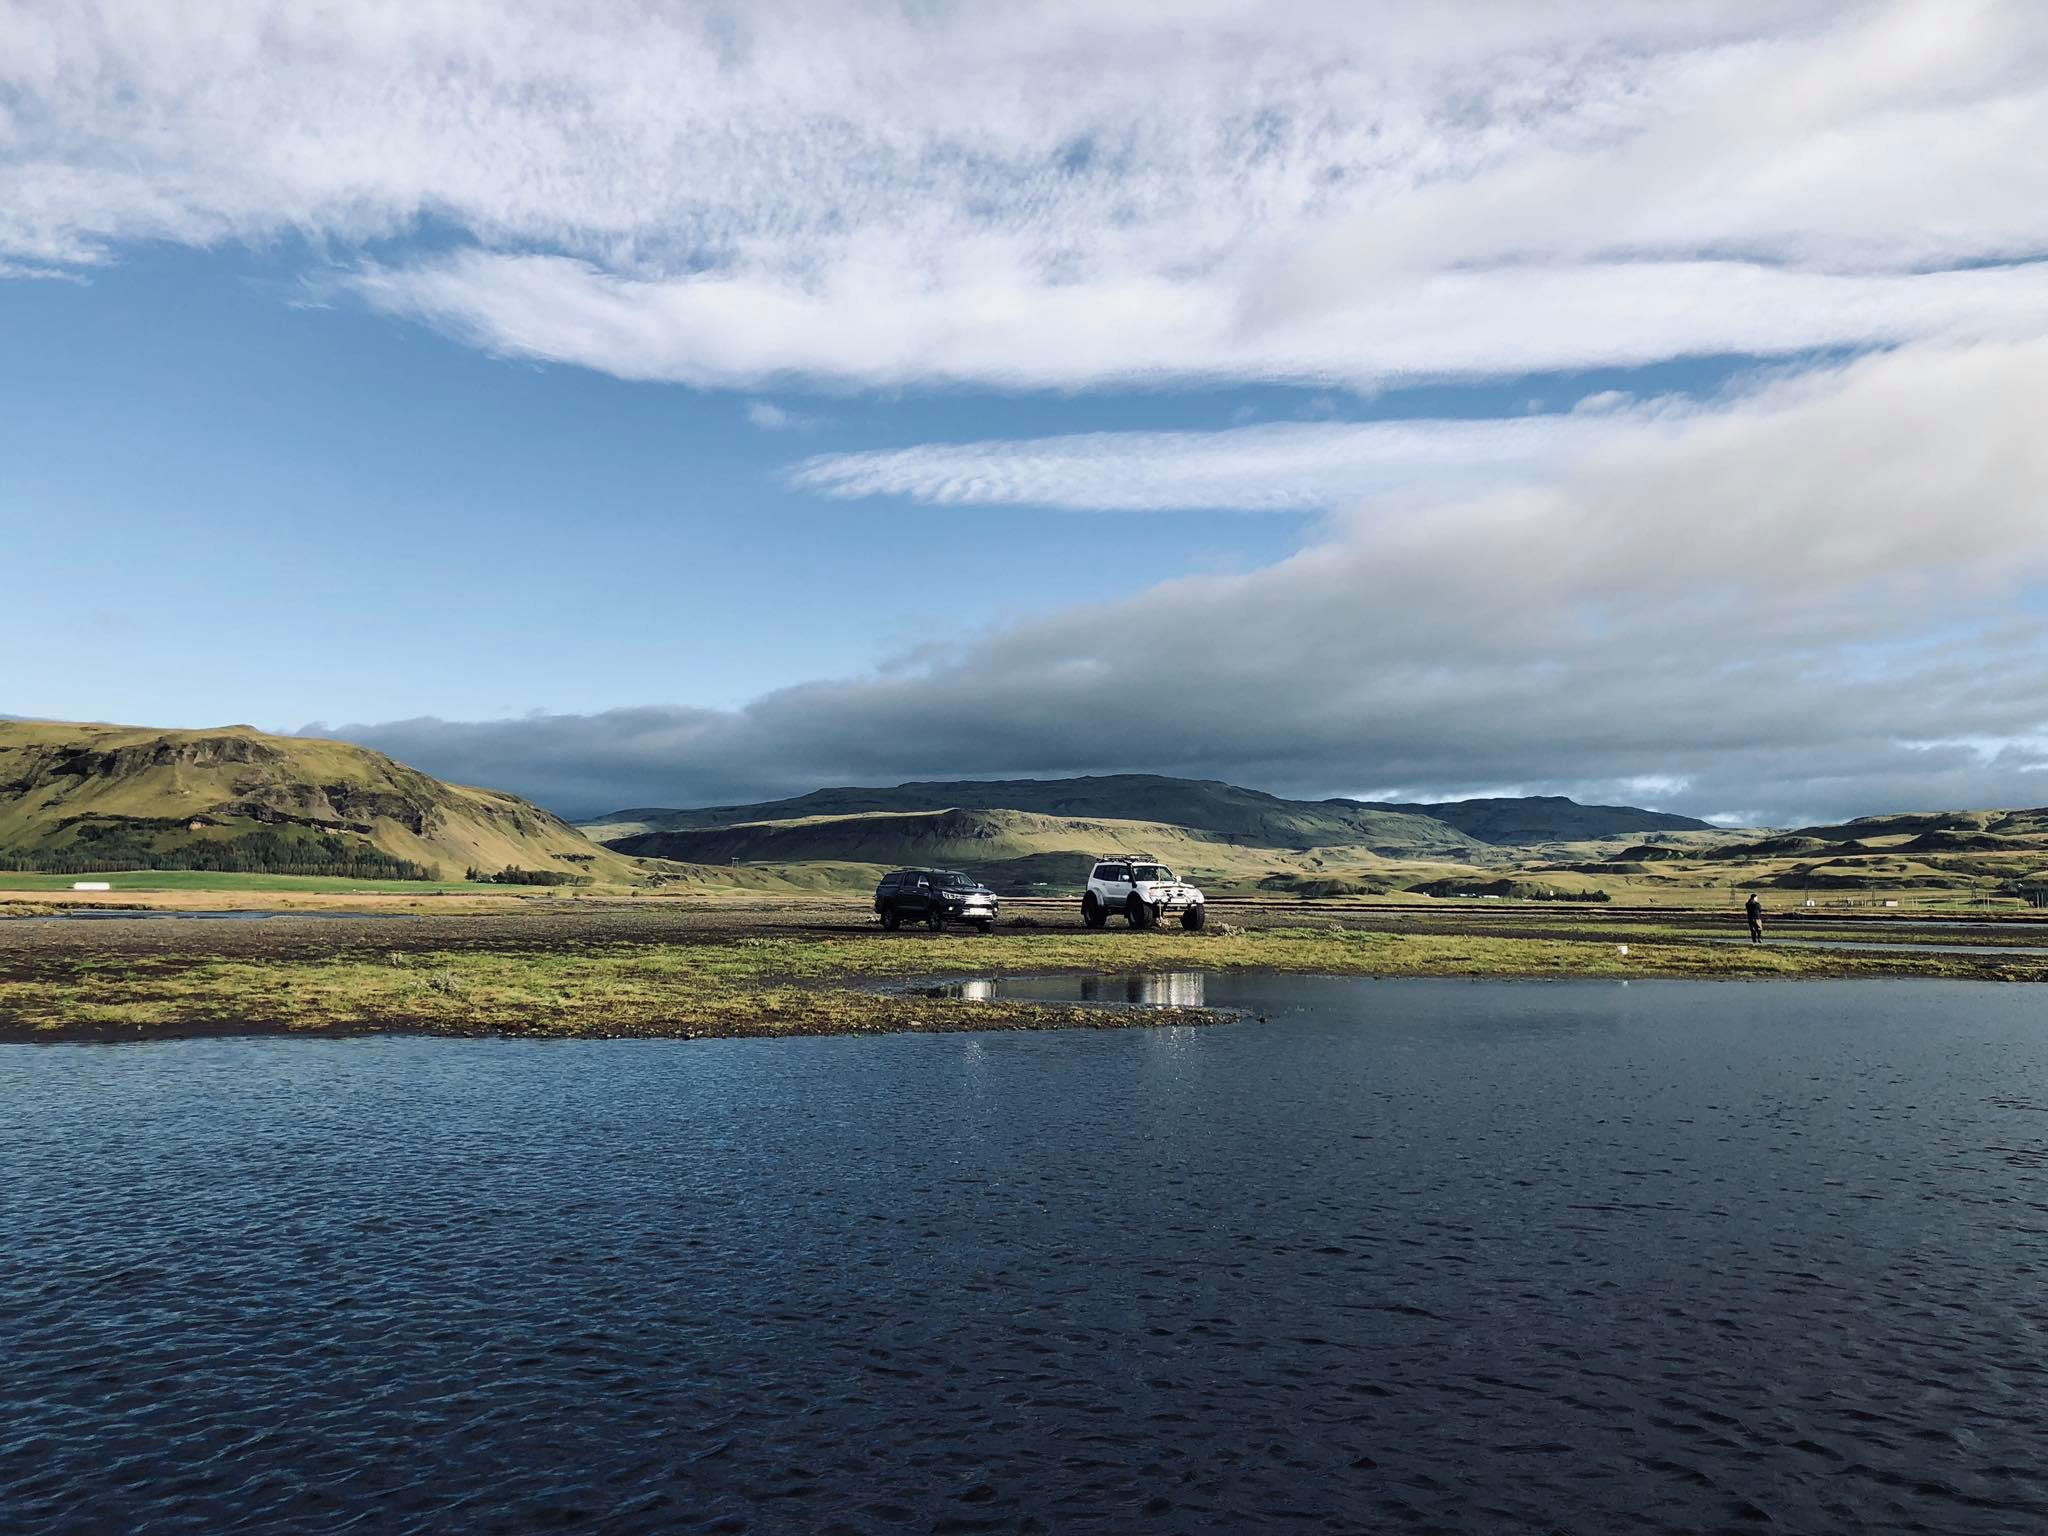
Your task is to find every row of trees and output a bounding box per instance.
[464,865,595,887]
[3,820,437,879]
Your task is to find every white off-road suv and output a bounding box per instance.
[1082,856,1206,931]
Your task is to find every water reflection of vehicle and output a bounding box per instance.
[930,971,1207,1007]
[1077,972,1206,1007]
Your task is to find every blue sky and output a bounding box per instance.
[2,245,1326,724]
[1,239,1741,738]
[5,3,2048,822]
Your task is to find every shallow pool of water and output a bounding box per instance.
[1702,934,2048,956]
[7,977,2048,1533]
[899,969,1214,1006]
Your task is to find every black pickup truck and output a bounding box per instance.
[874,869,998,932]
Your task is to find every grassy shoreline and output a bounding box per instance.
[7,918,2047,1043]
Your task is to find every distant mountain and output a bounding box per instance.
[588,774,1484,856]
[604,805,1489,896]
[607,806,1270,886]
[0,720,636,881]
[611,807,1088,867]
[1363,794,1713,845]
[1786,808,2048,843]
[1701,807,2048,863]
[587,774,1708,857]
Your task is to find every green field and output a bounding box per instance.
[0,870,486,894]
[11,918,2048,1041]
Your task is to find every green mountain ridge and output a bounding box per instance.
[1370,794,1713,844]
[0,720,637,881]
[591,773,1475,852]
[1698,808,2048,864]
[586,774,1710,853]
[609,807,1242,872]
[604,805,1497,896]
[11,721,2044,905]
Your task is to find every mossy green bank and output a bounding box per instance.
[8,924,2044,1041]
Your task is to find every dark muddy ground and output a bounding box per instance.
[7,895,2042,984]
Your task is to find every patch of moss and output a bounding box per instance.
[7,922,2044,1041]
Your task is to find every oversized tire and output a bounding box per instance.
[880,906,901,931]
[1126,895,1155,930]
[927,909,946,932]
[975,919,993,934]
[1082,893,1106,929]
[1181,903,1206,931]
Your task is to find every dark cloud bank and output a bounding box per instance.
[319,342,2048,826]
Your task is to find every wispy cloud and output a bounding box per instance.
[0,259,86,283]
[352,249,2048,392]
[7,2,2046,387]
[745,400,828,433]
[789,411,1667,512]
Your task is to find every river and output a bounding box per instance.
[5,976,2046,1533]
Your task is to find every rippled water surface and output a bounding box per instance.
[7,977,2048,1534]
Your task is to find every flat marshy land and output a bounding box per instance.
[6,891,2048,1042]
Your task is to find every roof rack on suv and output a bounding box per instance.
[1095,851,1159,862]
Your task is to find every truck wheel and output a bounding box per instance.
[975,920,993,934]
[881,907,900,931]
[927,909,946,932]
[1126,895,1154,930]
[1181,903,1206,931]
[1082,893,1106,929]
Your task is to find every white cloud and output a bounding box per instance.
[18,3,2048,821]
[0,258,82,281]
[351,246,2048,392]
[789,411,1667,511]
[334,338,2048,822]
[6,1,2047,387]
[744,400,826,433]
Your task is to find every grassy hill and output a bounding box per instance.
[611,807,1102,867]
[1366,794,1712,844]
[595,770,2048,908]
[11,725,2041,909]
[611,806,1283,891]
[589,774,1547,855]
[1784,808,2048,845]
[607,805,1495,896]
[1539,805,2048,909]
[0,720,640,883]
[585,774,1727,899]
[1694,809,2048,866]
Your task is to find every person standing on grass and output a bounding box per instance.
[1745,892,1765,945]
